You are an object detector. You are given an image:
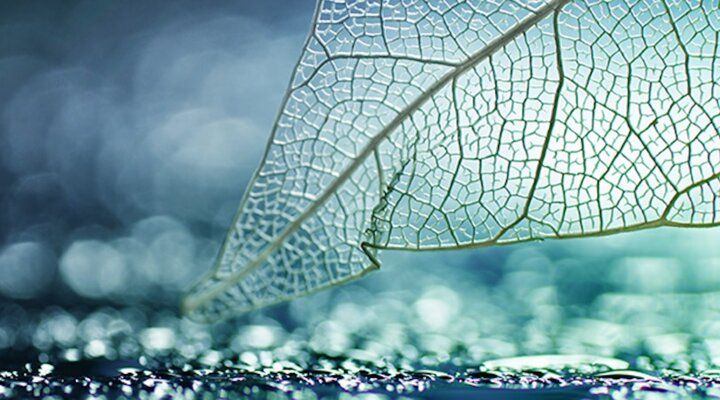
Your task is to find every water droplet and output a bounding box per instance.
[482,354,629,371]
[37,364,54,376]
[119,367,140,375]
[700,369,720,377]
[466,370,503,380]
[85,339,107,358]
[412,369,454,382]
[200,350,222,366]
[594,369,660,381]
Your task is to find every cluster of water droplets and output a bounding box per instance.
[4,250,720,399]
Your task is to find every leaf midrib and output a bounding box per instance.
[183,0,574,313]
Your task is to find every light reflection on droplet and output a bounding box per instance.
[140,327,176,352]
[482,354,629,371]
[84,339,108,358]
[235,325,282,349]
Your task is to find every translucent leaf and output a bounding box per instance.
[183,0,720,322]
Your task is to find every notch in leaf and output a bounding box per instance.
[183,0,720,322]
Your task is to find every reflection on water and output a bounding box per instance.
[3,228,720,398]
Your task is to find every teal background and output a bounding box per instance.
[1,1,720,398]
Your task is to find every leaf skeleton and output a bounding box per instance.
[183,0,720,322]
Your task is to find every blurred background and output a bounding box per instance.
[3,1,720,393]
[0,0,316,308]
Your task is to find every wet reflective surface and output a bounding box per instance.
[2,309,720,400]
[5,228,720,399]
[6,356,717,399]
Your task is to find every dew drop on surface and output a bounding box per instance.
[37,364,54,377]
[200,350,222,366]
[412,369,454,382]
[481,354,630,372]
[594,369,660,381]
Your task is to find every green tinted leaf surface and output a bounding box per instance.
[184,0,720,321]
